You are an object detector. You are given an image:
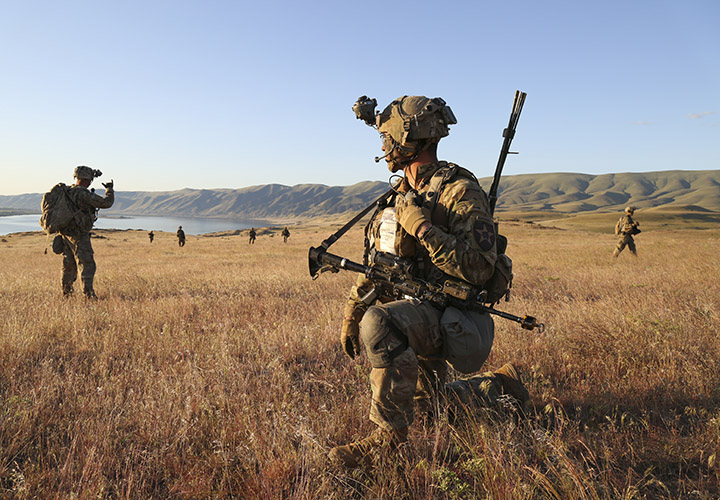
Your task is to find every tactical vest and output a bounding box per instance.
[617,215,638,235]
[364,162,513,305]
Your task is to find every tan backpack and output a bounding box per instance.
[614,217,623,235]
[39,183,78,234]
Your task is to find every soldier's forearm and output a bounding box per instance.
[88,191,114,209]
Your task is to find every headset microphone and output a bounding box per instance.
[374,143,395,163]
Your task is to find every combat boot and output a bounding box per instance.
[328,427,408,468]
[82,280,97,300]
[62,285,74,298]
[493,363,530,405]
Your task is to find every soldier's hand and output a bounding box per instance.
[102,179,114,190]
[340,318,362,359]
[395,191,431,238]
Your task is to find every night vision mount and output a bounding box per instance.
[352,95,378,127]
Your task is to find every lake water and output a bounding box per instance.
[0,214,263,236]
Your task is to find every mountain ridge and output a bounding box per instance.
[1,170,718,219]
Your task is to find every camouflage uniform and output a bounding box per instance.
[281,227,290,243]
[344,161,508,432]
[614,208,639,257]
[60,172,114,297]
[330,95,529,468]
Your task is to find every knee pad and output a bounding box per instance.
[361,307,408,368]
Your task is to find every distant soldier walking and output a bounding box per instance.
[248,227,256,244]
[281,226,290,243]
[148,231,154,243]
[614,206,640,257]
[176,226,186,247]
[56,166,114,298]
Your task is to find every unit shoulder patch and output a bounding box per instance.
[473,220,495,252]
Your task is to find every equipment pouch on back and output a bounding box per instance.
[483,254,513,304]
[440,306,494,374]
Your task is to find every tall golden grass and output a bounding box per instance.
[1,223,719,499]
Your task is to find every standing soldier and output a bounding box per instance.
[248,227,256,244]
[614,206,640,257]
[281,226,290,243]
[148,231,154,243]
[176,226,186,247]
[59,166,114,298]
[328,96,528,468]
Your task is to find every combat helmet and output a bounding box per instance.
[353,95,457,172]
[74,165,102,180]
[624,206,635,214]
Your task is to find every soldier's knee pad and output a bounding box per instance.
[361,306,408,368]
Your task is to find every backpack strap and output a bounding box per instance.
[422,162,480,224]
[424,164,456,216]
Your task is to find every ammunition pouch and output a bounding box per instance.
[482,254,513,304]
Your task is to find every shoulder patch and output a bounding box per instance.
[473,220,495,252]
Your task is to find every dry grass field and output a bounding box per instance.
[1,222,719,499]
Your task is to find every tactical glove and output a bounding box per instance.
[341,318,362,359]
[395,191,431,238]
[102,179,114,190]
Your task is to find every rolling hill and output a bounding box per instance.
[1,170,718,221]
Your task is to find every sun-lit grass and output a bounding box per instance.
[1,223,719,498]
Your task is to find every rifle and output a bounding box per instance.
[308,89,542,332]
[488,90,526,215]
[308,247,544,332]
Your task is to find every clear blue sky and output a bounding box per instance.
[1,0,718,195]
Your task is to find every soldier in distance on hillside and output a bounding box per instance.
[328,95,529,468]
[613,206,640,257]
[281,226,290,243]
[148,230,154,243]
[176,226,186,247]
[59,166,114,299]
[248,227,256,244]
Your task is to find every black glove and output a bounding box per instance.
[341,318,362,359]
[102,179,114,190]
